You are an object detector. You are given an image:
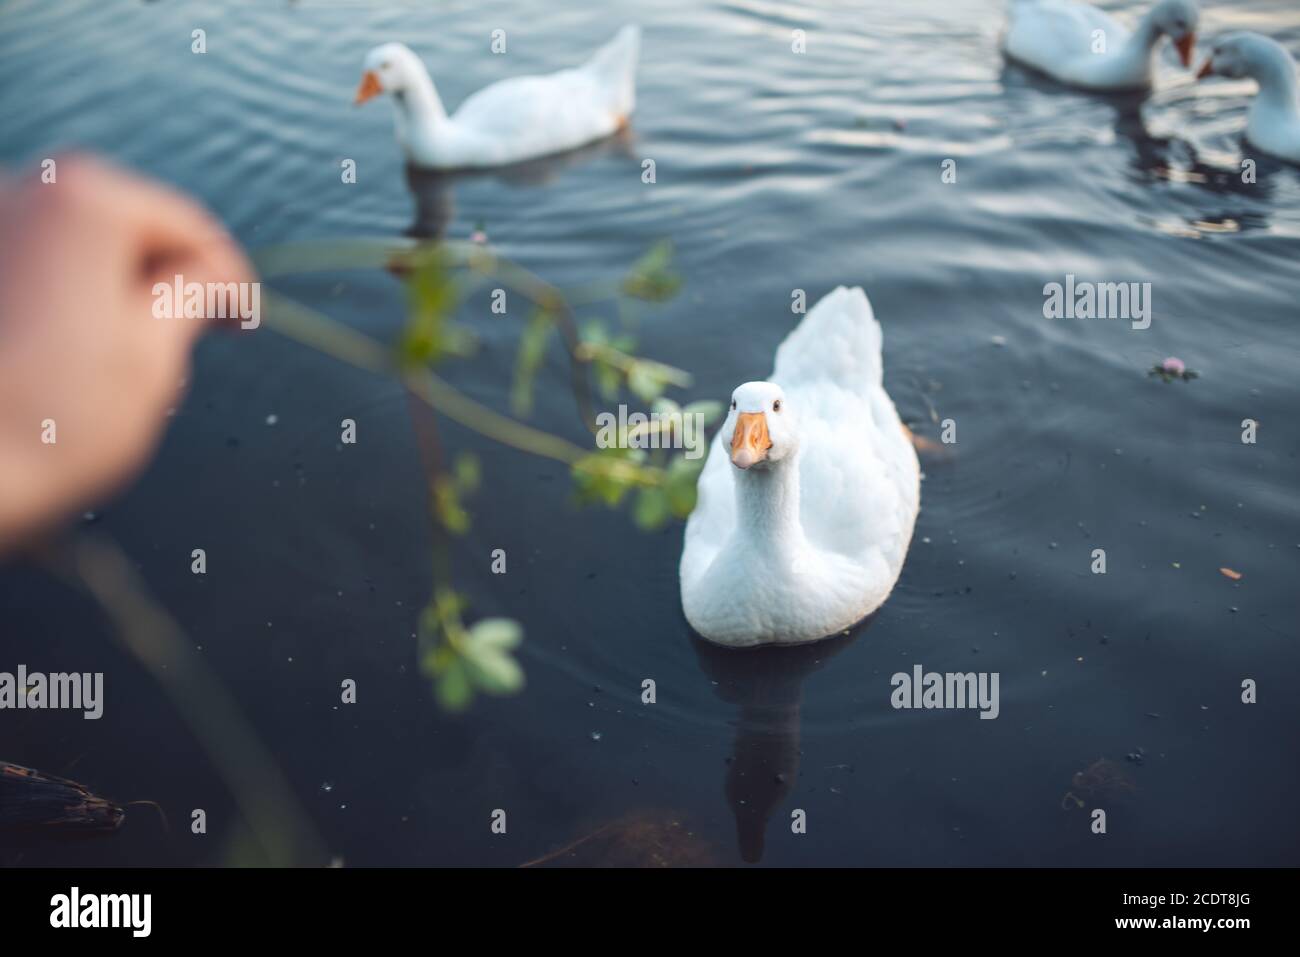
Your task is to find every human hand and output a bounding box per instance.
[0,155,253,552]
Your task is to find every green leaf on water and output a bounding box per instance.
[435,658,473,712]
[454,452,481,492]
[628,362,664,403]
[419,591,524,709]
[633,486,671,530]
[582,320,609,346]
[595,362,622,401]
[682,399,725,426]
[622,240,681,302]
[433,476,471,535]
[512,308,556,416]
[462,631,524,695]
[468,618,523,651]
[399,246,461,365]
[665,454,704,517]
[651,397,681,418]
[572,449,639,508]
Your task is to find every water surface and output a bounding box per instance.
[1,0,1298,866]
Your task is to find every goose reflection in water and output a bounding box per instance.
[402,128,635,239]
[691,628,860,864]
[1001,62,1283,232]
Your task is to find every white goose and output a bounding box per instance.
[1003,0,1199,92]
[355,26,639,169]
[680,288,920,648]
[1198,32,1300,164]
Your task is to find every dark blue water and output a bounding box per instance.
[1,0,1298,866]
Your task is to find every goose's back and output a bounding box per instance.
[1004,1,1129,81]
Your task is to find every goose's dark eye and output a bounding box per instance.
[381,61,391,70]
[773,400,782,412]
[730,400,737,410]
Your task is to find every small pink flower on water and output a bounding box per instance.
[470,229,488,245]
[1161,357,1185,375]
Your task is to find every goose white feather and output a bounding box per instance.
[1198,32,1300,164]
[679,287,920,648]
[356,26,639,169]
[1003,0,1199,91]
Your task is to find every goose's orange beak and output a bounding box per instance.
[354,70,383,105]
[730,412,771,470]
[1175,33,1196,69]
[1196,57,1215,79]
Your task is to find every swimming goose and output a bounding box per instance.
[355,26,639,169]
[1003,0,1199,92]
[1198,32,1300,164]
[679,287,920,648]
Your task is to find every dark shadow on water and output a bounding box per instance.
[690,627,862,864]
[403,129,635,239]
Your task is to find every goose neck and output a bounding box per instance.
[1125,11,1165,63]
[397,70,448,127]
[1251,53,1300,115]
[733,455,803,552]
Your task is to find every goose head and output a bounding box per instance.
[1150,0,1200,68]
[355,43,428,105]
[727,381,795,471]
[1197,32,1291,82]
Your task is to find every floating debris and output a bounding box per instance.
[1219,567,1243,581]
[1192,218,1239,234]
[0,762,123,838]
[1149,357,1198,383]
[519,810,715,867]
[1061,757,1136,810]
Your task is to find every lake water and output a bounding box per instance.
[1,0,1298,866]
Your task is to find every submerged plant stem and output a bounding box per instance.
[252,239,599,431]
[261,289,588,466]
[53,537,326,866]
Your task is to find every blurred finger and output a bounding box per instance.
[55,155,254,290]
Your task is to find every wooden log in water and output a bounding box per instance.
[0,761,123,837]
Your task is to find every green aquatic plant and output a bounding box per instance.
[419,589,524,711]
[253,237,699,710]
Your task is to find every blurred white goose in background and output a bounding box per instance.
[1197,32,1300,164]
[355,26,639,169]
[1003,0,1199,92]
[680,288,920,648]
